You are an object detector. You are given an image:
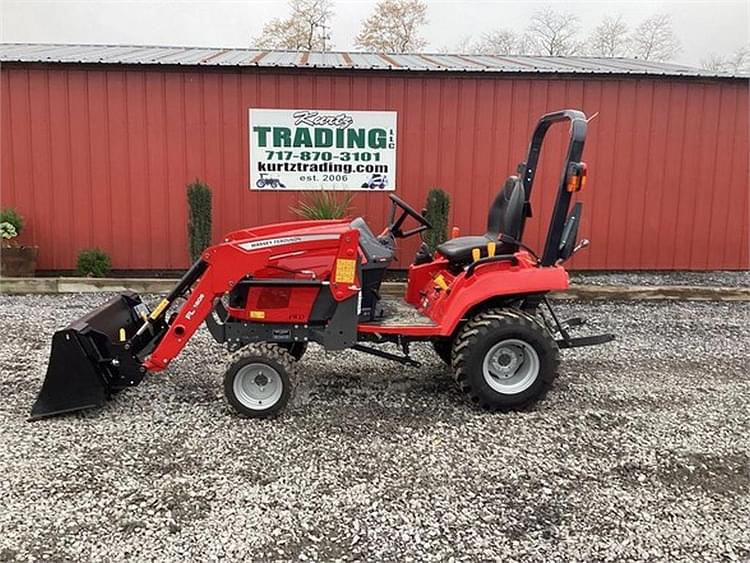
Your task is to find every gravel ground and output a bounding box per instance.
[0,294,748,562]
[570,271,750,288]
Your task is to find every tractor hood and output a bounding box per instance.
[223,218,354,244]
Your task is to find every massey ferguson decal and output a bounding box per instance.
[249,109,397,191]
[238,234,341,251]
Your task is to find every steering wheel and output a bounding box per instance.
[386,193,432,239]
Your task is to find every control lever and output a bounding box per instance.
[572,238,590,255]
[556,239,589,265]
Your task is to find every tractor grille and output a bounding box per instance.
[256,287,291,309]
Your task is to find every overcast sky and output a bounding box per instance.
[1,0,748,66]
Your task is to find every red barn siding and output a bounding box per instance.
[1,64,748,271]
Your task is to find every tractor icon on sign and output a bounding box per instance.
[361,174,389,189]
[256,173,286,188]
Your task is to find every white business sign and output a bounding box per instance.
[249,108,397,191]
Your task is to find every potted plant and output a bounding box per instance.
[1,208,38,277]
[290,190,354,220]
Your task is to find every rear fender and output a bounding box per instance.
[405,257,450,305]
[427,263,569,337]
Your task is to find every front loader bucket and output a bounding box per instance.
[30,292,153,420]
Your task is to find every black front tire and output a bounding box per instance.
[223,343,296,418]
[452,309,559,411]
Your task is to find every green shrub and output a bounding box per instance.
[187,180,212,262]
[0,208,24,236]
[76,248,112,277]
[290,191,354,220]
[423,188,451,252]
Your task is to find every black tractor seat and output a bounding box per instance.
[350,216,394,263]
[437,176,526,265]
[350,216,395,320]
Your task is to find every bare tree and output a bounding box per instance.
[629,13,680,61]
[701,46,750,74]
[727,46,750,73]
[355,0,428,52]
[474,29,523,55]
[525,7,581,56]
[588,15,629,57]
[701,52,729,72]
[436,35,473,54]
[253,0,334,51]
[453,34,474,54]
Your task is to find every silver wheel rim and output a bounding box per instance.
[233,363,283,410]
[482,339,540,394]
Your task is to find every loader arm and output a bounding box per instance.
[143,229,361,371]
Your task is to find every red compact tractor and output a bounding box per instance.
[31,109,613,420]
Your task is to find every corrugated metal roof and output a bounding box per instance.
[0,42,745,78]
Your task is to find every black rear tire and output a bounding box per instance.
[223,343,296,418]
[452,309,558,411]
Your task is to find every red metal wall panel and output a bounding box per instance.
[1,64,748,271]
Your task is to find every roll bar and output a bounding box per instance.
[517,109,588,266]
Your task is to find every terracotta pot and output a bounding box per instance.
[1,246,39,277]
